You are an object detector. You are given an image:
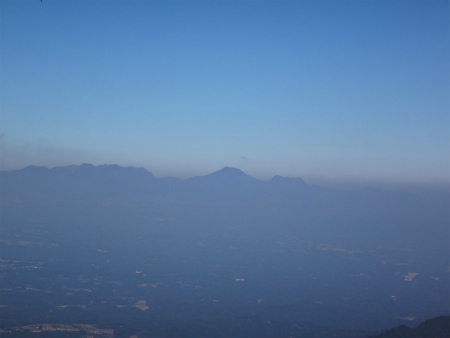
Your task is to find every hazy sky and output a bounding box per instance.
[1,0,449,185]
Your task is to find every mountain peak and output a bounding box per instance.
[210,167,248,177]
[206,167,260,182]
[187,167,261,186]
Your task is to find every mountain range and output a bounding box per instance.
[1,164,448,249]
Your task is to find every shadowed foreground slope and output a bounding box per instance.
[368,316,450,338]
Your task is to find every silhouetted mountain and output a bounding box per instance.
[368,316,450,338]
[5,163,155,185]
[202,166,258,181]
[181,166,265,202]
[186,166,263,187]
[50,163,155,183]
[0,164,156,206]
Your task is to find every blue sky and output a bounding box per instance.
[1,0,449,186]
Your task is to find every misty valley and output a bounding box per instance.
[0,164,448,338]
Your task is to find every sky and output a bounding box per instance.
[0,0,449,187]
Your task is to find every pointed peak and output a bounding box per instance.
[187,167,260,184]
[210,167,248,176]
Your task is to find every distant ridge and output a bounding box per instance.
[1,164,316,205]
[18,163,155,180]
[1,164,157,201]
[51,163,153,176]
[9,164,304,184]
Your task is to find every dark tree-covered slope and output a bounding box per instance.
[368,316,450,338]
